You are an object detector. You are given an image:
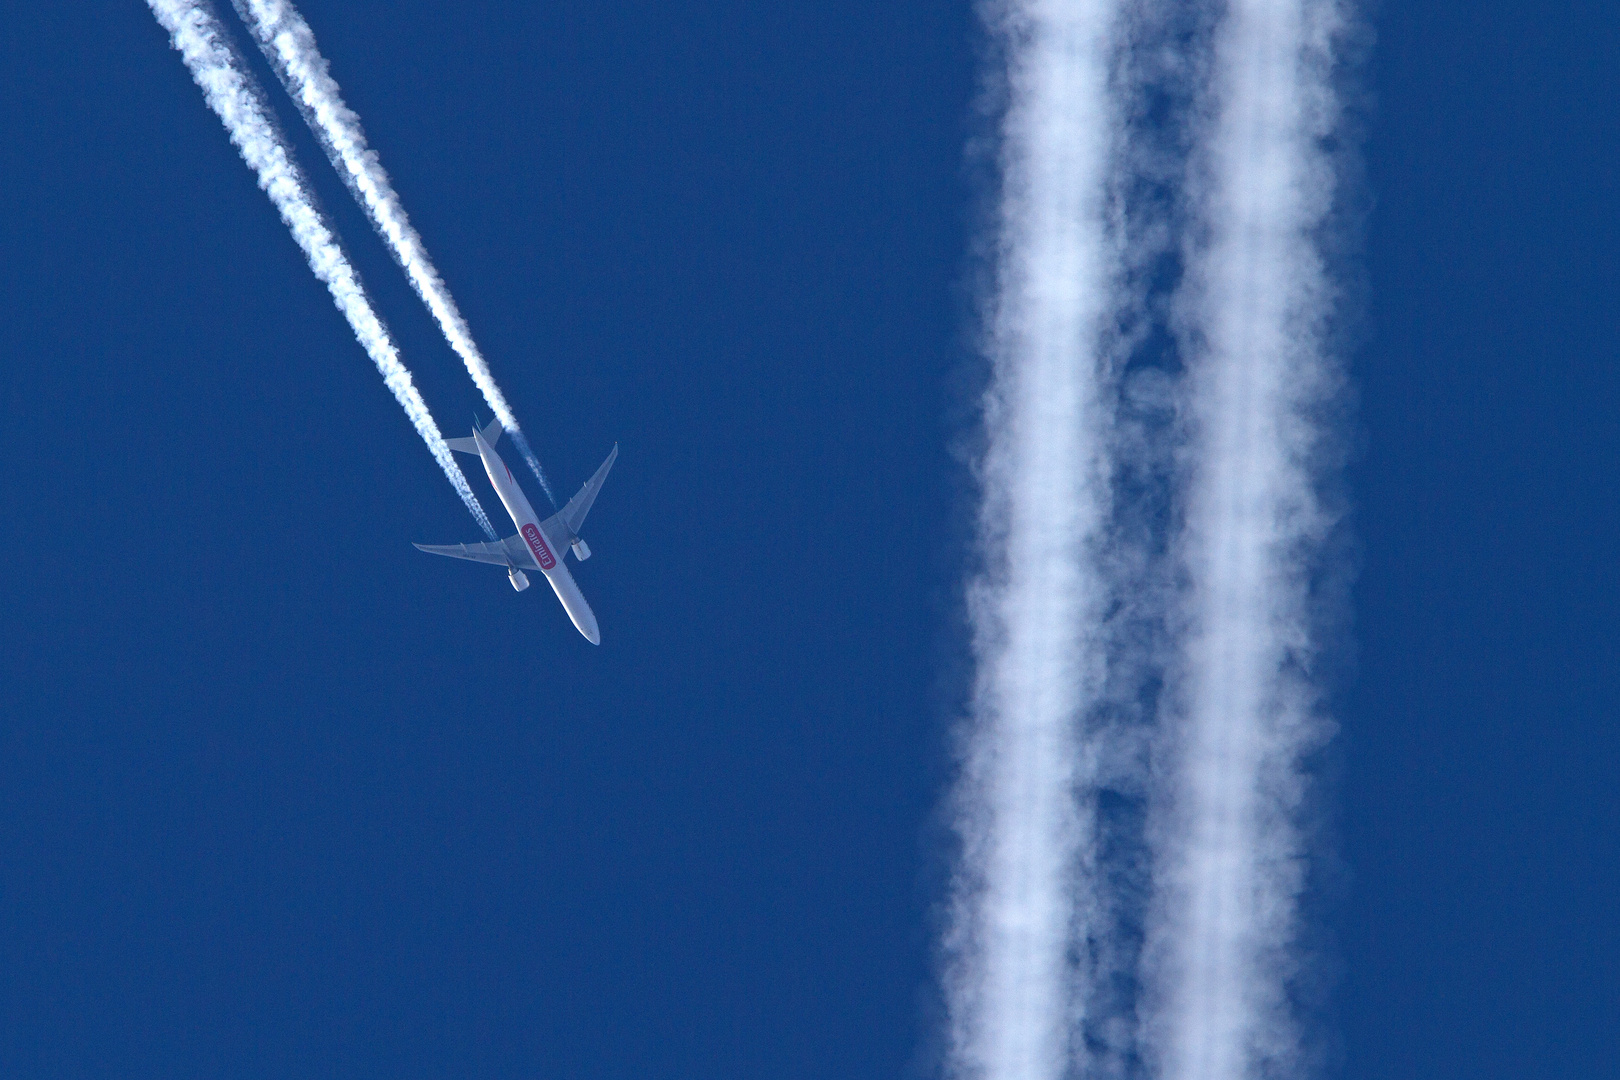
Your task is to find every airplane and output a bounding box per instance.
[415,417,617,644]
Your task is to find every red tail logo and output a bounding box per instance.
[521,523,556,570]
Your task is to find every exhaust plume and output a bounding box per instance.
[233,0,559,507]
[1140,0,1348,1077]
[145,0,497,540]
[945,3,1125,1078]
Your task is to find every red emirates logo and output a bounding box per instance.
[521,523,556,570]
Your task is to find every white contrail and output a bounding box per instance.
[946,3,1124,1079]
[1141,0,1347,1077]
[145,0,497,540]
[232,0,559,507]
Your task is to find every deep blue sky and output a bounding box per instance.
[0,2,1614,1078]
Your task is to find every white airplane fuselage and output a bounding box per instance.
[471,425,600,644]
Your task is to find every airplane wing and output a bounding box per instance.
[413,534,541,570]
[541,443,618,547]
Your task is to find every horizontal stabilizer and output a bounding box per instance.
[414,533,540,571]
[446,416,503,455]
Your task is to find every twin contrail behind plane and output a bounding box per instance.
[232,0,561,507]
[416,420,618,644]
[146,0,498,540]
[149,1,616,638]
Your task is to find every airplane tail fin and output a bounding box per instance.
[446,416,503,455]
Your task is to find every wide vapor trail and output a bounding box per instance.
[145,0,497,540]
[945,3,1123,1079]
[232,0,559,507]
[950,0,1353,1076]
[1140,1,1347,1077]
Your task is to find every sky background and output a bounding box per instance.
[0,2,1614,1078]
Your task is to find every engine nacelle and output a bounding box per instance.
[571,539,591,561]
[508,568,531,592]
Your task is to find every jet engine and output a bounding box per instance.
[508,568,531,592]
[571,539,591,561]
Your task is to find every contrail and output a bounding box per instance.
[145,0,497,540]
[231,0,560,508]
[950,0,1354,1075]
[1140,0,1348,1077]
[945,3,1125,1079]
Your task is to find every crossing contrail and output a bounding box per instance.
[1140,0,1348,1077]
[231,0,559,508]
[945,3,1125,1079]
[145,0,497,540]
